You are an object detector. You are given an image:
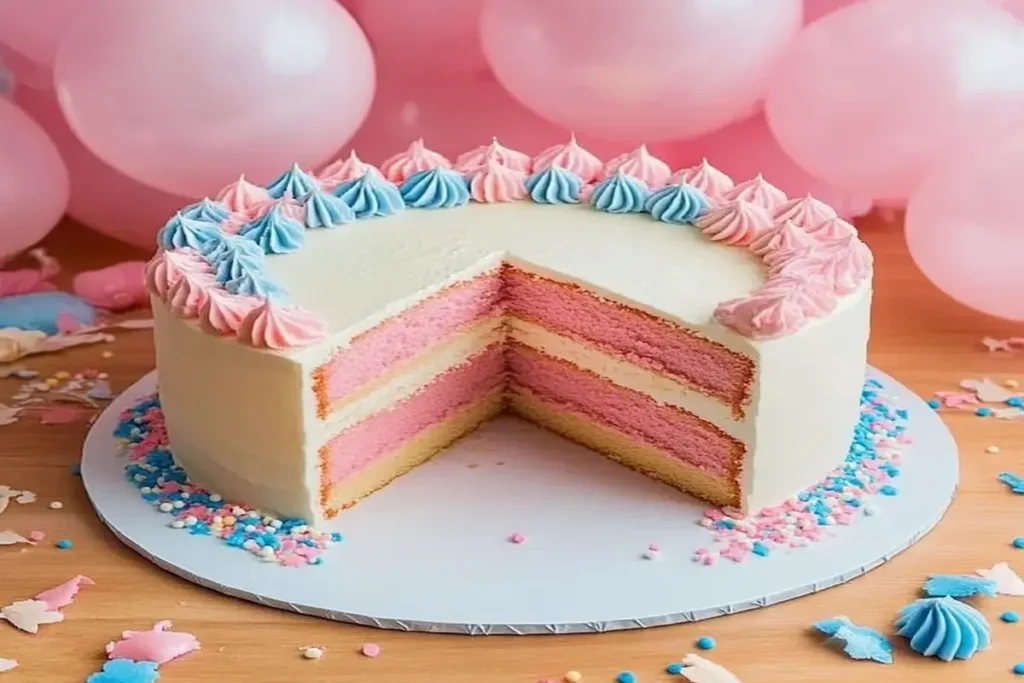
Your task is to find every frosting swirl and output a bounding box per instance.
[532,135,602,183]
[207,238,265,284]
[601,144,671,188]
[144,248,212,299]
[772,193,837,229]
[760,274,837,317]
[590,170,650,214]
[237,299,328,350]
[180,198,230,224]
[467,157,528,203]
[714,289,808,339]
[721,174,788,211]
[645,181,709,225]
[895,597,990,661]
[319,151,374,188]
[333,171,406,218]
[265,163,320,200]
[694,200,773,246]
[215,174,273,213]
[381,139,452,184]
[199,288,261,336]
[814,235,873,294]
[525,165,583,204]
[302,188,356,228]
[167,272,215,319]
[157,214,220,251]
[238,204,305,254]
[224,269,287,299]
[399,167,471,209]
[668,159,735,199]
[455,138,531,173]
[805,216,858,241]
[749,219,816,260]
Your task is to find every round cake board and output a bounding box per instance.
[82,367,957,635]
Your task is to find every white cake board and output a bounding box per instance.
[82,367,957,635]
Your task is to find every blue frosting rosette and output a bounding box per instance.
[180,197,231,224]
[265,163,320,200]
[645,181,709,224]
[333,171,406,219]
[399,167,470,209]
[895,597,990,661]
[525,165,582,204]
[302,188,356,228]
[238,204,305,255]
[202,235,266,284]
[589,170,650,214]
[157,213,220,250]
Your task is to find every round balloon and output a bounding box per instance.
[17,87,194,250]
[481,0,802,141]
[905,135,1024,321]
[0,99,68,263]
[0,0,85,87]
[54,0,375,198]
[766,0,1024,199]
[803,0,864,24]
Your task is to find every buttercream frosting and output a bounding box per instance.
[333,171,406,218]
[590,170,650,214]
[668,159,735,199]
[207,239,265,284]
[714,287,809,339]
[721,174,788,211]
[806,216,858,241]
[399,167,471,209]
[645,181,709,225]
[380,139,452,184]
[455,138,531,173]
[467,157,528,203]
[201,230,263,262]
[319,151,374,187]
[525,165,583,204]
[167,272,215,319]
[749,219,816,259]
[531,135,603,184]
[602,144,671,188]
[157,214,220,251]
[772,194,837,229]
[302,188,357,228]
[199,288,261,336]
[238,204,305,254]
[265,163,319,200]
[895,597,990,661]
[814,235,874,295]
[215,174,273,213]
[695,200,773,246]
[144,248,211,299]
[237,299,328,350]
[180,198,231,224]
[224,268,287,299]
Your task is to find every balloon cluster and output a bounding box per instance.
[0,0,1022,318]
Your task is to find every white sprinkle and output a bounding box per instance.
[210,494,222,503]
[291,525,308,535]
[642,550,660,560]
[270,519,283,530]
[140,486,152,494]
[133,474,145,482]
[242,540,258,551]
[172,500,185,509]
[232,507,246,517]
[260,545,276,557]
[212,516,223,524]
[986,445,1001,454]
[158,502,174,513]
[302,646,323,659]
[183,515,198,527]
[180,492,190,500]
[170,520,185,529]
[244,525,256,533]
[863,505,878,517]
[48,501,64,510]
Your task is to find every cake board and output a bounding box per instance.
[82,367,958,635]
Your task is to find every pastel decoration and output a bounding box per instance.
[773,194,837,230]
[715,275,838,339]
[590,170,650,214]
[0,248,59,297]
[721,174,788,211]
[86,659,159,683]
[532,134,603,183]
[806,216,857,241]
[333,171,405,218]
[209,242,265,285]
[0,599,64,634]
[302,188,357,228]
[750,219,817,258]
[72,262,148,311]
[467,157,528,203]
[695,200,774,246]
[265,163,319,200]
[669,159,735,200]
[237,299,328,349]
[318,151,373,188]
[202,231,265,265]
[238,204,305,254]
[399,167,470,209]
[105,621,201,666]
[602,145,672,188]
[0,292,96,335]
[180,198,230,224]
[380,139,452,184]
[645,182,710,225]
[215,175,273,213]
[455,137,532,173]
[525,165,583,204]
[814,616,894,664]
[199,289,261,336]
[167,273,213,319]
[224,269,286,300]
[35,575,94,611]
[144,249,212,299]
[923,574,998,599]
[895,597,990,661]
[157,214,220,251]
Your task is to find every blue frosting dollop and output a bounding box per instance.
[180,197,231,224]
[302,188,356,228]
[923,575,998,599]
[895,597,990,661]
[525,165,582,204]
[399,167,470,209]
[157,213,220,250]
[589,170,650,214]
[645,182,709,224]
[238,204,305,254]
[225,269,287,300]
[265,163,320,199]
[202,235,266,284]
[333,171,405,219]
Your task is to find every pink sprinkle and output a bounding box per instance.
[648,543,660,552]
[28,530,45,542]
[361,643,381,658]
[702,554,716,566]
[509,533,526,544]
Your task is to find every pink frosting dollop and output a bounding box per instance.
[167,271,216,319]
[379,139,452,183]
[237,299,328,350]
[199,288,261,336]
[144,249,212,299]
[814,235,874,294]
[467,157,528,203]
[215,174,273,213]
[668,159,735,199]
[532,134,603,183]
[721,174,788,211]
[805,216,858,241]
[694,200,773,246]
[715,273,837,340]
[601,144,671,188]
[319,151,376,188]
[772,193,837,229]
[749,219,817,260]
[455,138,531,173]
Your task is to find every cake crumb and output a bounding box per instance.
[986,445,1001,454]
[563,671,582,683]
[301,646,324,660]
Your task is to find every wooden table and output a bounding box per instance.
[1,216,1022,683]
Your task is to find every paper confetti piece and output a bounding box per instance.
[976,563,1024,597]
[14,491,35,504]
[0,405,19,426]
[992,407,1024,420]
[0,599,64,633]
[814,616,894,663]
[35,575,94,610]
[0,531,30,546]
[86,659,159,683]
[961,378,1016,403]
[105,621,201,665]
[999,472,1024,494]
[982,337,1015,352]
[35,404,89,425]
[679,654,742,683]
[0,658,17,673]
[923,574,997,598]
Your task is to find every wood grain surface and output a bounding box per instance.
[1,215,1022,683]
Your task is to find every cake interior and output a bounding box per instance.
[315,263,753,518]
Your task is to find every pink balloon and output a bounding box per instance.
[0,0,85,86]
[906,134,1024,321]
[355,0,490,78]
[766,0,1024,200]
[659,112,873,219]
[481,0,802,141]
[990,0,1024,20]
[0,99,68,263]
[803,0,864,24]
[16,87,194,250]
[53,0,375,198]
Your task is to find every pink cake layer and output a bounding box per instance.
[323,343,506,482]
[506,342,743,478]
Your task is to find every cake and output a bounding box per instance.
[145,137,872,528]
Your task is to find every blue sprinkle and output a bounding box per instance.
[331,532,344,542]
[56,539,73,549]
[665,662,684,675]
[976,406,992,417]
[880,485,899,496]
[926,399,941,409]
[896,409,909,419]
[752,542,769,557]
[1015,662,1024,675]
[696,636,716,650]
[310,556,324,565]
[1007,396,1023,407]
[1014,537,1024,549]
[616,672,636,683]
[1001,611,1020,624]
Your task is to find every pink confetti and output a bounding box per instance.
[35,575,94,611]
[105,620,201,665]
[27,530,45,542]
[361,643,381,658]
[509,533,526,544]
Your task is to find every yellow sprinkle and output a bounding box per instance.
[54,371,70,380]
[223,515,237,526]
[564,672,582,682]
[1006,379,1020,388]
[45,378,60,387]
[986,445,1001,454]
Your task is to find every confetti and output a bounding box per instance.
[86,659,159,683]
[922,574,997,598]
[986,445,1001,454]
[961,378,1017,403]
[563,671,582,682]
[813,616,894,664]
[35,575,94,610]
[0,599,65,634]
[56,539,73,550]
[48,501,63,510]
[1001,611,1020,624]
[105,621,201,665]
[0,405,18,426]
[976,563,1024,596]
[509,532,526,544]
[678,654,741,683]
[0,531,30,546]
[999,472,1024,494]
[360,643,381,658]
[0,658,17,673]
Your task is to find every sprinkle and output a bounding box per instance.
[28,530,44,542]
[1001,611,1020,624]
[564,671,582,682]
[1015,662,1024,675]
[696,636,716,650]
[986,445,1001,454]
[1014,538,1024,549]
[976,406,992,417]
[922,574,997,598]
[1008,379,1020,388]
[926,399,941,409]
[360,643,381,658]
[616,672,636,683]
[509,532,526,544]
[55,539,73,549]
[102,351,113,359]
[879,485,898,496]
[302,646,324,659]
[666,662,684,675]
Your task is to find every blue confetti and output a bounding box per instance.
[56,539,73,550]
[926,399,941,409]
[696,636,716,650]
[1007,396,1024,408]
[999,472,1024,494]
[880,485,899,496]
[923,574,997,599]
[976,406,992,417]
[86,660,160,683]
[814,616,894,664]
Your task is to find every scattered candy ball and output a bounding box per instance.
[1013,537,1024,550]
[1014,661,1024,676]
[666,662,684,675]
[696,636,716,650]
[302,646,323,660]
[563,671,582,682]
[1001,611,1020,624]
[361,643,381,658]
[986,445,1001,454]
[47,500,63,509]
[926,399,941,409]
[55,539,72,549]
[509,532,526,544]
[976,406,991,417]
[616,672,636,683]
